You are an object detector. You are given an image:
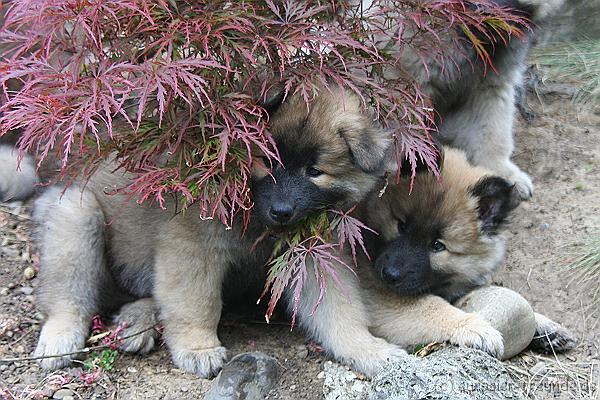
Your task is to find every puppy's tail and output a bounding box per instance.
[516,0,566,21]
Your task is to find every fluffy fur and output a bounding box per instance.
[356,148,575,357]
[32,86,404,378]
[362,0,566,199]
[0,145,38,202]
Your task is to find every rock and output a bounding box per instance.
[204,352,280,400]
[19,286,34,295]
[455,286,536,359]
[529,361,546,375]
[323,361,371,400]
[295,345,309,359]
[23,266,36,280]
[369,347,526,400]
[53,388,75,399]
[0,288,8,296]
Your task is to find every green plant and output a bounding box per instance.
[533,40,600,107]
[565,235,600,301]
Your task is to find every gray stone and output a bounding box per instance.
[19,286,34,295]
[53,388,75,399]
[204,352,280,400]
[455,286,537,359]
[323,361,371,400]
[369,347,526,400]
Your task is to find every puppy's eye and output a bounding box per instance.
[261,156,271,166]
[306,166,323,177]
[430,240,446,253]
[397,219,406,232]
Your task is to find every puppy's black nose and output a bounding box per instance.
[381,265,403,283]
[269,203,293,224]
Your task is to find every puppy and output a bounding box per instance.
[0,140,38,202]
[356,147,575,356]
[360,0,566,199]
[33,86,405,378]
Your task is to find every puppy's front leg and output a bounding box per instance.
[367,292,504,358]
[293,263,406,377]
[154,226,229,378]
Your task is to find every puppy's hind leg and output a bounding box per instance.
[529,312,577,354]
[34,187,113,370]
[113,298,160,355]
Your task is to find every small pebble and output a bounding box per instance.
[289,385,297,390]
[19,286,33,295]
[530,361,546,375]
[352,381,366,393]
[0,365,7,371]
[296,346,309,359]
[0,288,8,296]
[539,223,550,231]
[7,282,16,289]
[180,387,189,393]
[23,266,36,280]
[127,367,138,373]
[317,371,325,379]
[53,388,75,400]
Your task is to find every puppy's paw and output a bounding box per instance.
[113,299,159,354]
[171,346,229,378]
[35,320,87,370]
[501,162,534,200]
[529,313,576,354]
[450,315,504,359]
[345,338,408,378]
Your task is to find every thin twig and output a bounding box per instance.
[0,205,32,220]
[0,326,157,364]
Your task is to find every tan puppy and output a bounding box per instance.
[357,148,575,355]
[32,86,406,378]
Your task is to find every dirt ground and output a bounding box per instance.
[0,88,598,399]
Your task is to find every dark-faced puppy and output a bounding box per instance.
[253,87,390,227]
[32,85,406,379]
[356,148,575,357]
[364,148,519,302]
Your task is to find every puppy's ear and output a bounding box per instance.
[260,86,286,116]
[470,176,521,233]
[339,126,392,173]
